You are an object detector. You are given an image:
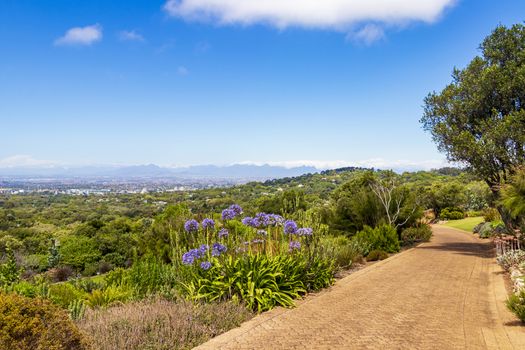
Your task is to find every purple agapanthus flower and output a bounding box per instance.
[284,220,298,235]
[297,228,313,236]
[182,251,195,265]
[255,212,270,227]
[250,216,261,228]
[218,228,229,239]
[199,244,209,255]
[202,218,215,230]
[268,214,284,226]
[222,208,236,221]
[200,261,212,270]
[229,204,243,216]
[242,217,253,226]
[182,248,202,265]
[184,219,199,233]
[289,241,301,251]
[212,242,227,256]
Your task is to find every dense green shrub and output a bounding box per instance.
[0,247,21,287]
[319,236,368,268]
[183,254,334,312]
[86,286,131,309]
[127,258,177,298]
[9,281,37,298]
[466,210,483,217]
[366,250,388,261]
[49,283,86,309]
[491,221,509,235]
[353,225,400,253]
[400,225,433,245]
[483,207,500,222]
[507,290,525,322]
[0,293,90,350]
[472,222,484,234]
[478,222,494,238]
[440,207,465,220]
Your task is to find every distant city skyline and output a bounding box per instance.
[1,0,524,170]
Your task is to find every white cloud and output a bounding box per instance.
[118,30,145,42]
[0,155,59,168]
[164,0,456,29]
[347,24,385,44]
[54,24,102,46]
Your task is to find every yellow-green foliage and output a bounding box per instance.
[86,286,131,309]
[49,283,87,309]
[0,293,90,350]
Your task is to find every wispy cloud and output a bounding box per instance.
[164,0,456,29]
[346,24,385,45]
[54,24,102,46]
[0,155,59,168]
[118,30,145,42]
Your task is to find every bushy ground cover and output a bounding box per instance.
[0,293,90,350]
[77,298,252,350]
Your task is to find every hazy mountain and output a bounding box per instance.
[0,164,318,180]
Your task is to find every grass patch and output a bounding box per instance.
[443,216,484,232]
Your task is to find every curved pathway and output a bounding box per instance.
[195,226,525,349]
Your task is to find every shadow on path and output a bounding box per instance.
[417,241,494,259]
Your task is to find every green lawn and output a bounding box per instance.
[443,216,484,232]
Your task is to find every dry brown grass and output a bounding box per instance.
[77,298,253,350]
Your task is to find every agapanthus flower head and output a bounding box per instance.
[268,214,284,226]
[199,244,209,255]
[222,208,236,221]
[242,216,253,226]
[182,248,202,265]
[212,242,227,256]
[202,218,215,230]
[184,219,199,233]
[200,261,212,270]
[289,241,301,251]
[218,228,229,239]
[284,220,298,235]
[297,227,313,236]
[182,251,195,265]
[255,213,270,227]
[250,216,261,228]
[229,204,243,216]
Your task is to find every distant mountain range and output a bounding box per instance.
[0,164,319,180]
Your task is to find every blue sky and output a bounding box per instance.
[1,0,524,170]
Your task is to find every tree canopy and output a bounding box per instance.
[421,24,525,191]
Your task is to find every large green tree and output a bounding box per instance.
[421,24,525,222]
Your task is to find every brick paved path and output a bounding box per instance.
[195,226,525,349]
